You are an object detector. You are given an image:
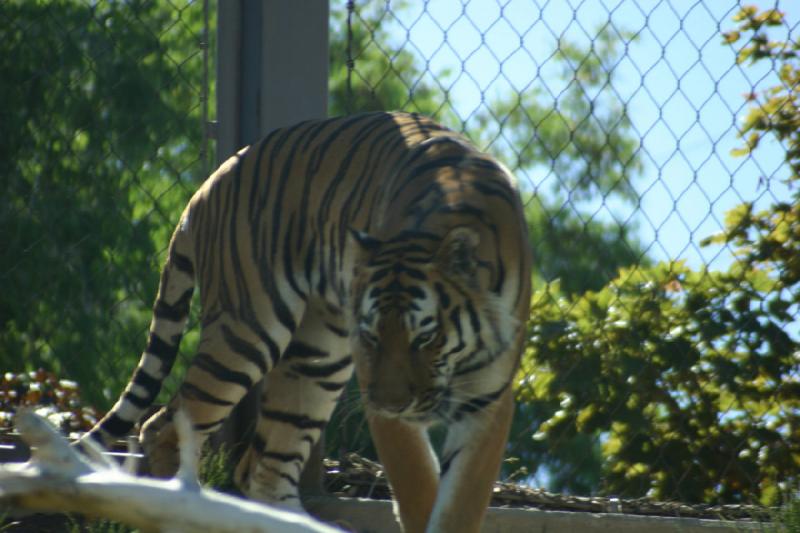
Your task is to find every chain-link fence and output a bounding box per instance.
[334,0,800,507]
[1,0,211,408]
[2,0,798,513]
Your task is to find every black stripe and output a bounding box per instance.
[261,409,327,431]
[362,136,413,228]
[146,333,179,367]
[440,339,466,361]
[256,259,298,333]
[316,241,328,295]
[194,417,226,432]
[100,413,134,436]
[374,243,430,260]
[388,230,441,243]
[270,122,312,263]
[252,433,267,454]
[434,282,451,309]
[405,157,469,182]
[298,116,372,247]
[440,447,461,477]
[316,115,395,223]
[131,368,161,399]
[326,224,337,299]
[376,279,428,302]
[153,288,194,321]
[406,285,426,299]
[317,380,349,392]
[370,267,391,283]
[251,223,299,329]
[194,352,253,390]
[406,182,443,214]
[252,321,284,368]
[325,322,349,338]
[495,253,506,294]
[246,129,281,222]
[87,430,106,446]
[217,173,239,314]
[259,465,299,487]
[452,358,492,377]
[304,234,316,286]
[291,356,352,379]
[283,214,307,300]
[284,340,328,359]
[120,371,161,408]
[399,266,427,281]
[436,202,485,218]
[337,119,406,236]
[391,137,470,199]
[465,300,481,333]
[180,382,235,406]
[297,122,333,247]
[316,116,397,286]
[221,324,268,374]
[262,450,304,464]
[451,386,508,421]
[448,306,463,340]
[171,252,195,276]
[471,178,516,206]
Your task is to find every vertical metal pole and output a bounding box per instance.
[216,1,242,165]
[217,0,328,164]
[260,1,329,130]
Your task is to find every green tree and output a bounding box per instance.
[328,2,457,119]
[0,0,206,407]
[472,28,647,296]
[521,5,800,504]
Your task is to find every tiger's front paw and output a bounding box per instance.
[139,407,181,478]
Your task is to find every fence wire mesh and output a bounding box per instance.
[1,0,798,514]
[1,0,211,408]
[334,0,800,506]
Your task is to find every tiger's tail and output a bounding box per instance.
[83,218,196,447]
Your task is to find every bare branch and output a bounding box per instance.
[0,410,341,533]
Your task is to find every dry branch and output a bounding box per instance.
[0,409,341,533]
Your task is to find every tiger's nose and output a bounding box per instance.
[367,383,415,413]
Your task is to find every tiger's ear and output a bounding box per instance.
[436,226,480,282]
[348,227,382,253]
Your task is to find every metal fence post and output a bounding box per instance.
[214,0,330,496]
[217,0,328,164]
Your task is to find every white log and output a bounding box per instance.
[0,409,341,533]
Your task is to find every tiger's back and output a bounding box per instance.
[85,112,531,532]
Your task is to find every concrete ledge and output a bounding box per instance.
[305,496,768,533]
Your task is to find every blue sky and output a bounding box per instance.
[364,0,798,271]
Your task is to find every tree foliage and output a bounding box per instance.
[328,1,455,119]
[0,0,205,407]
[522,6,800,504]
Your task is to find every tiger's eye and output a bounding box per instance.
[411,330,437,351]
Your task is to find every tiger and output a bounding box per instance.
[81,111,532,533]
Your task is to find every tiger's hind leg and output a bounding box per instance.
[140,312,292,478]
[235,303,352,510]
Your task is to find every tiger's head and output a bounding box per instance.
[349,226,514,423]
